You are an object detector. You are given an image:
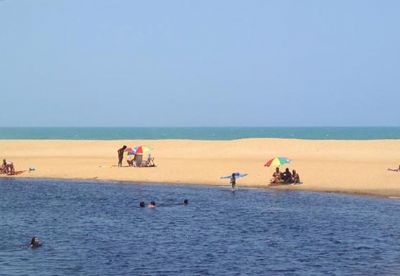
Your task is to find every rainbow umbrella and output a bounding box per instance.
[264,157,291,167]
[127,145,153,155]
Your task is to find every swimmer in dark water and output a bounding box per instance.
[148,201,156,208]
[30,237,41,248]
[183,199,189,205]
[139,201,145,208]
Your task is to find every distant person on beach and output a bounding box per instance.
[127,155,137,167]
[30,237,41,248]
[148,201,156,208]
[1,159,6,174]
[1,159,15,175]
[283,168,292,184]
[388,165,400,172]
[271,168,281,184]
[117,145,127,167]
[292,170,300,184]
[230,173,236,190]
[146,154,155,167]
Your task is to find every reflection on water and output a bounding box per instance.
[1,179,400,275]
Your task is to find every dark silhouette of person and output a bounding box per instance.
[283,168,293,184]
[117,145,127,167]
[30,237,41,248]
[230,173,236,190]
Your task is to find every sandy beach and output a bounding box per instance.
[1,139,399,197]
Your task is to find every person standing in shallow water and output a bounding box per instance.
[117,145,127,167]
[230,173,236,190]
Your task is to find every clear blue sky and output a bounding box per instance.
[1,0,399,127]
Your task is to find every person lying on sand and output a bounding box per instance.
[387,165,400,172]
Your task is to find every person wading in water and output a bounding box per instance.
[230,173,236,191]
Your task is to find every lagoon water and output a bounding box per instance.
[1,179,400,275]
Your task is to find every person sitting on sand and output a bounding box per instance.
[117,145,127,167]
[282,168,293,184]
[2,159,15,175]
[292,170,300,184]
[30,237,41,248]
[127,155,137,167]
[388,165,400,172]
[146,154,155,167]
[1,159,6,174]
[271,168,281,184]
[148,201,156,208]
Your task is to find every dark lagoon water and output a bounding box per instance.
[1,179,400,275]
[1,127,400,140]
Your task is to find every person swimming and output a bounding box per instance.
[148,201,156,208]
[139,201,145,208]
[30,237,41,248]
[183,199,189,205]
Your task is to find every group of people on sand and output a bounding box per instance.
[270,167,300,185]
[1,159,15,175]
[117,145,156,168]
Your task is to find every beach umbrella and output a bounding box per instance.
[264,157,291,167]
[220,172,248,179]
[127,145,153,155]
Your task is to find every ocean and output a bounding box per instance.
[2,178,400,275]
[0,127,400,140]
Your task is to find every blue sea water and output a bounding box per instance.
[1,178,400,275]
[0,127,400,140]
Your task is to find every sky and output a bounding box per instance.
[0,0,399,127]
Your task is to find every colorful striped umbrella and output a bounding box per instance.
[126,145,153,155]
[264,157,291,167]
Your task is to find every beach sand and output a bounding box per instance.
[1,139,399,197]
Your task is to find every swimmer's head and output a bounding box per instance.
[150,201,156,206]
[183,199,189,205]
[139,201,145,208]
[30,237,40,248]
